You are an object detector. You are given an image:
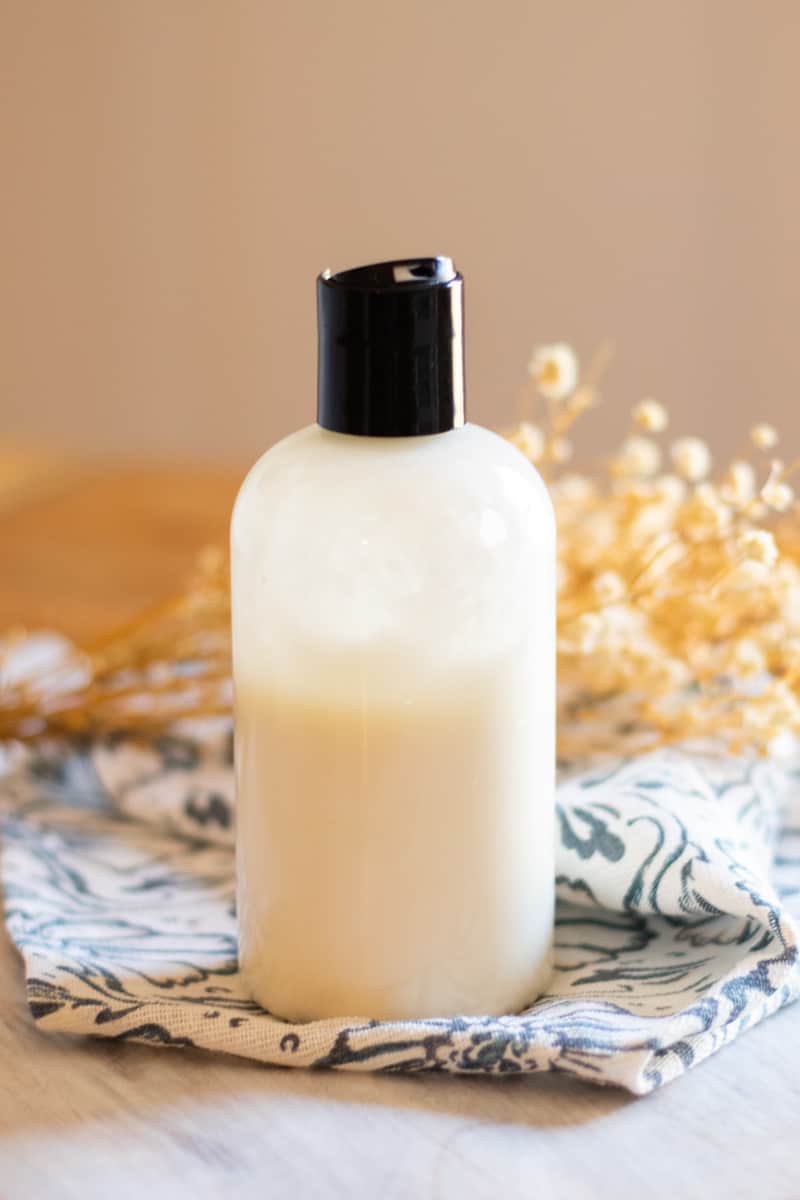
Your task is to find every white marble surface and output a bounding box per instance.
[1,925,799,1200]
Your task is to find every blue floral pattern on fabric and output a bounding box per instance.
[1,729,798,1094]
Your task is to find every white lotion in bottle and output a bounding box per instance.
[232,257,555,1022]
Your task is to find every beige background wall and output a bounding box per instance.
[1,0,799,465]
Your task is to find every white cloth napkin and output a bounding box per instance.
[1,727,798,1093]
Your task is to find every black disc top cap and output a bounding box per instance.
[316,256,465,437]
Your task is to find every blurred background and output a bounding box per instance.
[1,0,799,466]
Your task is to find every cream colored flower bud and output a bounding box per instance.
[719,460,756,507]
[652,474,687,505]
[751,423,778,451]
[553,473,595,503]
[528,343,579,401]
[573,612,603,654]
[509,421,544,463]
[613,435,662,478]
[670,437,711,482]
[592,571,626,605]
[733,557,769,584]
[730,639,766,677]
[633,398,668,433]
[681,483,730,541]
[761,479,795,513]
[737,529,778,567]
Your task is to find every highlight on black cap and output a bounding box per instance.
[316,256,465,437]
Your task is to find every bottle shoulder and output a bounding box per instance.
[232,422,553,544]
[231,423,554,678]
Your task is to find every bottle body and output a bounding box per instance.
[231,422,555,1022]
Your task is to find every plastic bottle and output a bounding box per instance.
[231,257,555,1022]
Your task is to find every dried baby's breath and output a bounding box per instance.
[761,462,795,513]
[516,346,800,754]
[2,344,800,758]
[0,550,232,742]
[508,421,545,463]
[720,460,756,508]
[528,343,579,401]
[612,436,662,479]
[752,423,779,451]
[633,398,668,433]
[670,437,712,483]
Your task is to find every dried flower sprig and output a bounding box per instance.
[512,343,800,755]
[0,549,231,742]
[2,345,800,757]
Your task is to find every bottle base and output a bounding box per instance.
[241,947,554,1025]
